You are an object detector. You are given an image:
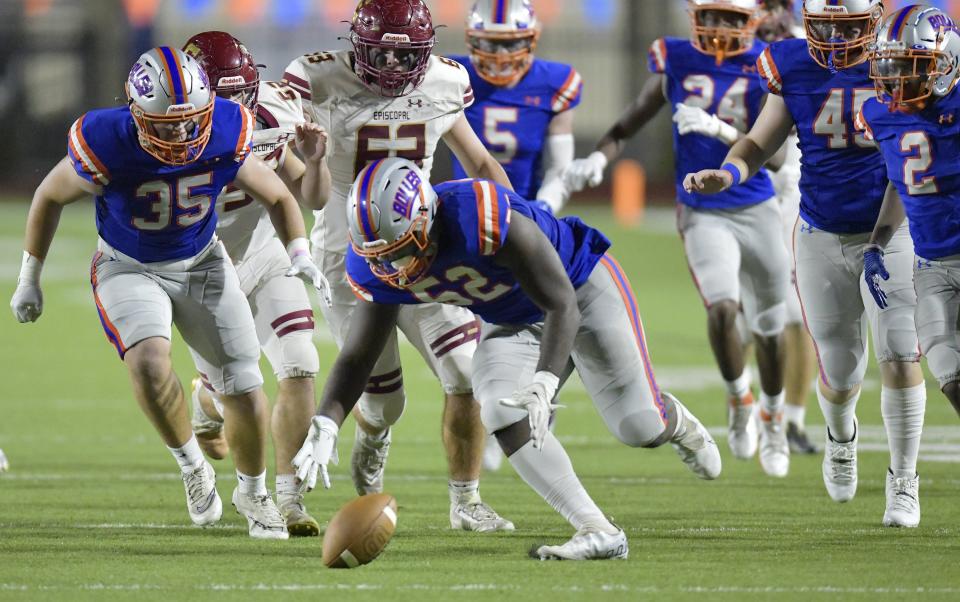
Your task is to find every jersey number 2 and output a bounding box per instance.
[900,132,937,195]
[133,173,212,231]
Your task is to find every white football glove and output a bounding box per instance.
[285,238,332,307]
[292,415,340,491]
[672,103,740,145]
[11,251,43,323]
[563,151,608,192]
[499,371,563,450]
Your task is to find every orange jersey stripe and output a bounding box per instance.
[72,115,111,185]
[233,106,254,161]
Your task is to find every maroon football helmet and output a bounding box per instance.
[183,31,261,111]
[350,0,436,97]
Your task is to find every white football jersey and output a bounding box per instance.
[283,50,474,254]
[216,80,305,261]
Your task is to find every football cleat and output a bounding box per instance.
[181,460,222,526]
[532,526,628,561]
[786,422,818,455]
[668,393,722,480]
[190,377,228,461]
[277,489,321,537]
[822,423,858,503]
[0,448,8,473]
[758,409,790,478]
[351,427,391,495]
[727,392,758,460]
[482,435,504,472]
[450,501,515,532]
[882,469,920,528]
[231,487,289,540]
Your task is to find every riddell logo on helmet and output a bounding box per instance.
[218,75,247,87]
[166,103,196,114]
[822,7,848,14]
[382,33,412,43]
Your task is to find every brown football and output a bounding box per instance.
[322,493,398,569]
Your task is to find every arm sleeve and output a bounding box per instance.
[551,67,582,114]
[756,46,784,96]
[468,181,512,257]
[647,38,668,75]
[67,114,111,186]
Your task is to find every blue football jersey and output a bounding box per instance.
[345,179,611,324]
[757,38,887,234]
[67,96,254,262]
[448,56,582,199]
[650,37,775,209]
[858,90,960,260]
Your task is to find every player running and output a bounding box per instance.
[181,31,330,536]
[565,0,791,476]
[448,0,582,471]
[282,0,514,532]
[9,47,326,539]
[856,4,960,527]
[292,158,721,560]
[685,0,927,526]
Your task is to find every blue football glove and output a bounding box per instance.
[863,244,889,309]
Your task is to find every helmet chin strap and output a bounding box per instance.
[827,38,845,74]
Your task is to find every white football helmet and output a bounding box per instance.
[802,0,883,70]
[126,46,214,165]
[870,5,960,112]
[688,0,761,64]
[347,158,438,288]
[466,0,540,86]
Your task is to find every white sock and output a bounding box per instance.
[760,390,785,417]
[168,436,204,472]
[237,470,268,496]
[785,403,806,428]
[276,473,298,495]
[725,371,751,401]
[817,384,859,442]
[508,432,616,534]
[881,383,926,477]
[448,479,481,505]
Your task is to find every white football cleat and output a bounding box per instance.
[823,424,858,503]
[277,489,321,537]
[727,393,758,460]
[533,527,628,561]
[0,448,8,473]
[883,469,920,528]
[758,409,789,478]
[482,435,504,472]
[351,427,390,495]
[181,461,222,526]
[231,487,289,540]
[668,394,722,480]
[450,501,515,532]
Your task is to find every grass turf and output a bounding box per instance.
[1,201,959,601]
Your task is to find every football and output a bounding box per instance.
[322,493,398,568]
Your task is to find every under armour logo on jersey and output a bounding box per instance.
[940,113,955,124]
[407,99,424,108]
[525,96,542,106]
[917,258,932,270]
[741,65,757,74]
[799,223,815,234]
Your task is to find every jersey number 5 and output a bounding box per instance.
[483,107,519,164]
[355,124,427,176]
[133,173,213,231]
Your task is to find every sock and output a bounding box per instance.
[508,432,617,534]
[168,436,204,472]
[276,473,298,496]
[448,479,481,505]
[237,470,268,497]
[817,384,859,442]
[725,371,751,402]
[760,390,785,418]
[784,403,806,428]
[881,383,926,476]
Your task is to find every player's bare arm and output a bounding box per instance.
[233,153,308,245]
[289,122,331,210]
[24,157,99,261]
[443,114,514,190]
[867,182,906,249]
[684,93,794,194]
[493,210,579,376]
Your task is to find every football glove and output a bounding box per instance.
[673,103,740,145]
[563,151,608,191]
[499,371,563,450]
[292,415,340,491]
[863,244,889,309]
[286,238,332,307]
[11,251,43,323]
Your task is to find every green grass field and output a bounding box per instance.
[1,201,959,601]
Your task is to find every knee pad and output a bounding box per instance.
[434,341,475,395]
[218,359,264,396]
[479,396,527,435]
[751,302,786,337]
[357,372,406,430]
[266,330,319,379]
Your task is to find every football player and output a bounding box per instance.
[282,0,514,531]
[292,158,721,560]
[566,0,792,477]
[9,47,326,539]
[672,0,819,455]
[181,31,331,537]
[684,0,927,526]
[856,4,960,527]
[448,0,582,471]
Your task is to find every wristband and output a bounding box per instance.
[286,237,310,260]
[18,251,43,284]
[720,160,748,186]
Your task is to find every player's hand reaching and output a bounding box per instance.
[286,238,332,306]
[295,122,328,163]
[499,371,563,450]
[293,415,340,491]
[863,244,890,309]
[11,252,43,323]
[672,103,739,145]
[683,169,734,195]
[563,151,608,192]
